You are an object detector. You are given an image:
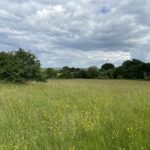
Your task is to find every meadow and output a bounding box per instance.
[0,80,150,150]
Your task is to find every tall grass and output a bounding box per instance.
[0,80,150,150]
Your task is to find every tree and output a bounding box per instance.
[98,69,115,79]
[77,69,87,78]
[59,66,72,78]
[45,68,57,79]
[113,66,124,79]
[87,66,99,78]
[0,48,42,83]
[121,59,145,79]
[0,51,14,81]
[101,63,115,70]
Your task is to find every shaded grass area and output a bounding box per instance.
[0,80,150,150]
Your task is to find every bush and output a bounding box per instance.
[98,69,114,79]
[0,48,42,83]
[87,66,99,78]
[44,68,57,79]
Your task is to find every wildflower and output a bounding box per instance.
[14,145,18,150]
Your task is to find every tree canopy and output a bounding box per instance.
[0,49,42,83]
[51,59,150,80]
[101,63,115,70]
[0,49,150,82]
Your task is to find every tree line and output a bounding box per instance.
[44,60,150,80]
[0,49,150,83]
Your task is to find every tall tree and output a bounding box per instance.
[101,63,115,70]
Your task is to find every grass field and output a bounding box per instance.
[0,80,150,150]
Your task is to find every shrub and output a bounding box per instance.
[0,48,42,83]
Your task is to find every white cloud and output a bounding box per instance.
[0,0,150,67]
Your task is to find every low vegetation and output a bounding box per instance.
[0,49,150,83]
[45,60,150,80]
[0,80,150,150]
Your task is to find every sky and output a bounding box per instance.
[0,0,150,68]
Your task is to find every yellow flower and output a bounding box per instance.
[14,145,18,150]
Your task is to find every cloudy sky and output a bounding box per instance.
[0,0,150,67]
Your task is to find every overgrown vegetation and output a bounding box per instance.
[44,59,150,80]
[0,49,150,149]
[0,49,42,83]
[0,80,149,149]
[0,49,150,83]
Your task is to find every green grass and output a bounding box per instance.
[0,80,150,150]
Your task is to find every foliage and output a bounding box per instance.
[54,59,150,80]
[101,63,115,70]
[121,59,145,79]
[87,66,99,78]
[0,49,150,80]
[98,69,114,79]
[44,68,57,79]
[0,48,42,83]
[58,66,73,78]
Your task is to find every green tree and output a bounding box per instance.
[45,68,57,79]
[101,63,115,70]
[121,59,145,79]
[0,48,42,83]
[59,66,72,78]
[98,69,114,79]
[87,66,99,78]
[77,69,87,78]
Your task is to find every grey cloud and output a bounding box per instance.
[0,0,150,67]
